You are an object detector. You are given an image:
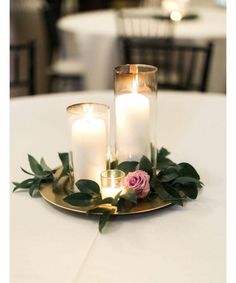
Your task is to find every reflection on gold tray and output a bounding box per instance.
[40,184,172,216]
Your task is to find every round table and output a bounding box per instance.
[10,90,225,283]
[57,4,226,93]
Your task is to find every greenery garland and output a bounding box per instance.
[13,148,203,232]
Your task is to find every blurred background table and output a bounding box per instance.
[11,90,226,283]
[10,1,226,96]
[57,4,226,93]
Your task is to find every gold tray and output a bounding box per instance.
[40,184,172,216]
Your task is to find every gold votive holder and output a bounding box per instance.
[100,169,125,199]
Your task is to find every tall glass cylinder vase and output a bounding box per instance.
[67,103,110,186]
[114,64,158,168]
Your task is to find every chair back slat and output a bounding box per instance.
[186,50,197,90]
[201,43,213,92]
[28,41,35,95]
[13,49,20,83]
[121,37,213,92]
[177,48,185,88]
[10,40,36,95]
[117,9,174,39]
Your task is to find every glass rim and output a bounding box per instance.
[115,64,158,75]
[100,169,125,179]
[66,102,110,114]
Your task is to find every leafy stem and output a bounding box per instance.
[13,153,72,197]
[13,148,203,233]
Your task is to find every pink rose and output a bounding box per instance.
[124,170,150,199]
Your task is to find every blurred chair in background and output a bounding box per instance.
[10,40,36,96]
[42,0,84,92]
[121,37,213,92]
[43,0,62,62]
[117,8,174,38]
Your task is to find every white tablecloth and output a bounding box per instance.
[10,90,226,283]
[57,4,226,93]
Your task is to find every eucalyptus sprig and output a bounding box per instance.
[13,153,73,196]
[63,179,137,232]
[63,148,203,232]
[117,151,203,207]
[13,148,203,233]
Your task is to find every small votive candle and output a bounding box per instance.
[100,170,125,199]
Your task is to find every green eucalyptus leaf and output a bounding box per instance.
[157,147,170,160]
[29,179,41,197]
[117,161,138,174]
[40,158,52,171]
[41,171,53,179]
[139,155,153,177]
[99,211,112,232]
[20,167,35,176]
[13,178,36,192]
[157,167,179,182]
[177,162,200,180]
[58,152,69,167]
[121,188,137,204]
[112,191,122,206]
[63,192,93,206]
[76,179,100,195]
[117,189,137,212]
[117,198,136,212]
[179,184,199,199]
[154,182,183,206]
[58,152,70,176]
[157,159,176,170]
[28,155,44,175]
[173,176,202,187]
[150,175,158,190]
[156,147,176,170]
[163,183,183,200]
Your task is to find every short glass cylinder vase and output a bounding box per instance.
[67,103,110,186]
[114,64,158,168]
[100,169,125,199]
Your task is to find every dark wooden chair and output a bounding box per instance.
[43,0,62,63]
[121,37,213,92]
[42,0,84,92]
[10,41,36,95]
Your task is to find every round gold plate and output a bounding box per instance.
[40,184,172,216]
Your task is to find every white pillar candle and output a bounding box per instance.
[71,113,107,184]
[115,79,150,162]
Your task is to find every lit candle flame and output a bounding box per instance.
[130,65,139,95]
